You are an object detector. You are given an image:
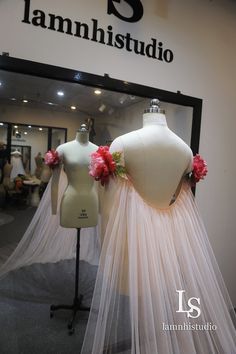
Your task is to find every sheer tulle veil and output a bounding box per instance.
[0,170,100,279]
[81,178,236,354]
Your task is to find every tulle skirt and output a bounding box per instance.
[0,171,100,277]
[82,179,236,354]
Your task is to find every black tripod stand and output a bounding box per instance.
[50,228,90,335]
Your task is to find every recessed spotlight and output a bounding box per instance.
[11,98,16,101]
[57,91,64,97]
[71,106,76,110]
[15,130,19,134]
[0,123,4,126]
[94,89,102,95]
[24,132,28,135]
[28,125,32,128]
[39,127,43,131]
[48,102,54,105]
[14,125,18,128]
[23,99,28,103]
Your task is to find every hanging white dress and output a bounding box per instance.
[10,153,26,180]
[81,177,236,354]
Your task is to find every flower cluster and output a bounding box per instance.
[89,146,125,186]
[44,149,60,168]
[190,154,208,186]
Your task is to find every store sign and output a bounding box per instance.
[22,0,174,63]
[107,0,144,23]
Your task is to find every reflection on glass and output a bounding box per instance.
[51,128,66,150]
[0,122,7,145]
[91,97,193,147]
[11,124,48,176]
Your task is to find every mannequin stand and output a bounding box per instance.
[50,228,90,335]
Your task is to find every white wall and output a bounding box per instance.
[0,0,236,303]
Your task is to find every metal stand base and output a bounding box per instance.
[50,228,90,335]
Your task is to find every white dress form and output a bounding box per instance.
[51,126,98,228]
[82,101,236,354]
[110,110,193,209]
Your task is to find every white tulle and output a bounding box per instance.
[0,170,100,278]
[81,178,236,354]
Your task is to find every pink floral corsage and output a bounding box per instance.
[89,145,126,186]
[189,154,208,186]
[44,149,61,168]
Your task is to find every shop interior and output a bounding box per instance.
[0,58,201,353]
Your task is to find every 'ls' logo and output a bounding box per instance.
[176,290,201,318]
[107,0,144,23]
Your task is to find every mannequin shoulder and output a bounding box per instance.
[110,130,140,153]
[56,140,76,153]
[88,142,98,151]
[110,136,124,153]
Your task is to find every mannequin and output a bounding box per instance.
[50,124,99,334]
[2,162,13,190]
[110,99,193,209]
[0,141,7,183]
[34,152,43,178]
[51,124,98,228]
[82,100,236,354]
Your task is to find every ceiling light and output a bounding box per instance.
[71,106,76,110]
[39,127,43,131]
[99,104,106,112]
[15,130,19,134]
[0,123,4,126]
[24,132,28,135]
[23,99,28,103]
[48,102,54,105]
[28,125,32,128]
[0,82,2,87]
[57,91,64,96]
[11,98,16,101]
[14,125,18,128]
[94,89,102,95]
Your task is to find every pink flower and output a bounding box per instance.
[89,146,116,186]
[192,154,208,184]
[44,150,60,168]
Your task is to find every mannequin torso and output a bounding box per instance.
[51,128,98,228]
[110,112,193,209]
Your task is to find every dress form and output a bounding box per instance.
[51,124,98,228]
[50,124,99,333]
[34,152,43,178]
[81,100,236,354]
[110,99,193,209]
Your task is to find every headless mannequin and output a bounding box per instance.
[50,124,98,333]
[51,124,98,228]
[110,100,193,209]
[34,152,43,178]
[3,162,13,190]
[100,99,193,296]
